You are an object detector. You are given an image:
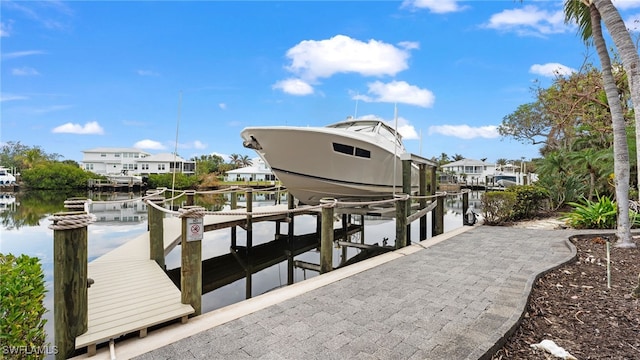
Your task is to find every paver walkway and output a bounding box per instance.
[127,226,577,360]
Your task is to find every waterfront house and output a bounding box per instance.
[224,158,276,182]
[441,159,493,184]
[81,148,195,175]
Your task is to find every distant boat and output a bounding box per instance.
[241,118,419,205]
[494,174,517,188]
[0,167,17,185]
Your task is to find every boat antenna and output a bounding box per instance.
[354,92,359,119]
[393,103,398,195]
[171,90,182,209]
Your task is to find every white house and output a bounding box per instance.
[81,148,195,175]
[441,159,493,184]
[225,158,276,182]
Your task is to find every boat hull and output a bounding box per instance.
[241,126,418,205]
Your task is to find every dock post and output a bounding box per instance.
[185,190,195,206]
[434,193,444,236]
[419,164,427,241]
[402,154,412,245]
[245,189,253,299]
[462,191,469,226]
[179,206,204,316]
[230,191,237,249]
[320,199,335,273]
[287,193,295,285]
[50,210,93,360]
[395,195,408,249]
[147,196,165,269]
[430,166,440,236]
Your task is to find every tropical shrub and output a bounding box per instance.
[21,162,97,189]
[147,173,199,189]
[506,185,550,220]
[481,191,517,225]
[0,254,48,359]
[562,193,617,229]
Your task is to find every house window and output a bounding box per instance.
[141,164,149,170]
[101,153,106,157]
[115,153,120,158]
[85,163,94,170]
[158,164,165,171]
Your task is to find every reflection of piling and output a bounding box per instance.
[419,164,428,240]
[245,189,254,298]
[50,210,92,359]
[287,194,295,284]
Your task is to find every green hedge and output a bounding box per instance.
[505,185,550,220]
[0,254,48,359]
[481,191,517,225]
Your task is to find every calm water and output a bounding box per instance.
[0,189,482,354]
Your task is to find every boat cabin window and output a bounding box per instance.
[377,124,403,149]
[333,143,354,155]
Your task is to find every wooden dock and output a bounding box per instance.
[75,204,296,355]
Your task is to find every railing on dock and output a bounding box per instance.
[50,152,479,358]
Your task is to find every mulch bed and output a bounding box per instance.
[491,233,640,360]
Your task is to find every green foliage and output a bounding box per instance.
[0,254,48,359]
[505,185,550,220]
[147,173,199,189]
[21,162,96,189]
[480,191,517,225]
[562,193,617,229]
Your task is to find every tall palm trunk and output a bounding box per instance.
[593,0,640,199]
[590,5,634,247]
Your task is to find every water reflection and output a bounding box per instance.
[0,190,481,356]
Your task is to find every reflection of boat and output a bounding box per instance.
[0,167,17,185]
[241,118,418,205]
[0,193,16,212]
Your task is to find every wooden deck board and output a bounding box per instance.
[76,204,297,351]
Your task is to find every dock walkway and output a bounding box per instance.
[75,204,293,354]
[73,225,581,359]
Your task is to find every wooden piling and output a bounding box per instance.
[434,194,444,236]
[245,189,253,298]
[419,164,427,240]
[429,166,440,236]
[147,196,165,269]
[402,156,412,245]
[180,207,203,316]
[395,196,408,249]
[287,194,295,284]
[462,191,469,226]
[185,190,195,206]
[230,191,237,249]
[52,211,88,360]
[320,201,334,273]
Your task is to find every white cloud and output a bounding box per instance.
[0,93,28,102]
[218,103,227,110]
[428,125,499,139]
[137,69,159,76]
[1,21,11,37]
[11,67,39,76]
[485,5,569,36]
[2,50,46,59]
[52,121,104,135]
[401,0,466,13]
[193,140,207,150]
[284,35,413,81]
[175,140,207,150]
[625,13,640,32]
[358,114,420,140]
[613,0,640,10]
[530,63,576,77]
[134,139,166,150]
[355,80,435,108]
[272,78,314,96]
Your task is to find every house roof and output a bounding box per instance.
[143,153,191,163]
[442,158,490,168]
[226,166,273,175]
[83,147,151,155]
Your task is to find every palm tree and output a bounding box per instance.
[565,0,634,248]
[228,154,242,167]
[239,155,252,167]
[592,0,640,197]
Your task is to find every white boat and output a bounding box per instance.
[241,118,419,205]
[494,174,517,188]
[0,167,17,185]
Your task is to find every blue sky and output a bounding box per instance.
[2,0,640,164]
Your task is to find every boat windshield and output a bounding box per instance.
[328,120,404,148]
